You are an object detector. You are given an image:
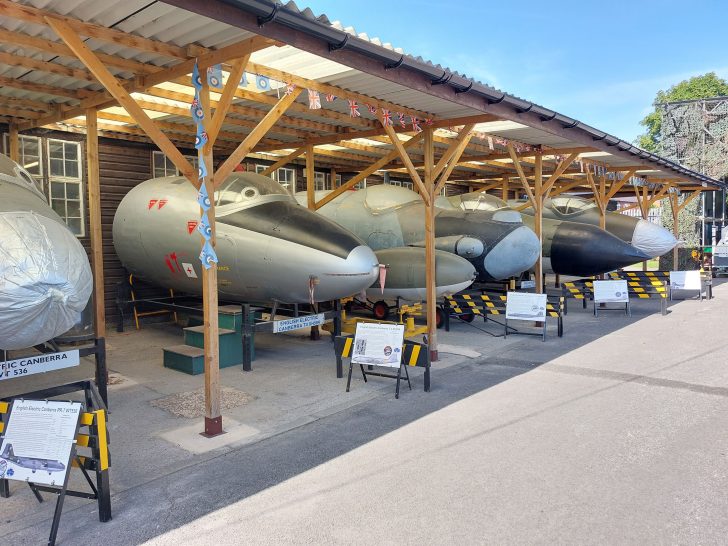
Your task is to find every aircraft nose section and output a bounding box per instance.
[632,219,677,257]
[317,244,378,301]
[482,225,540,280]
[0,212,92,350]
[550,222,652,276]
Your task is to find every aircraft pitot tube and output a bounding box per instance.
[113,172,379,304]
[0,154,92,350]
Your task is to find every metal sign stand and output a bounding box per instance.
[346,359,412,399]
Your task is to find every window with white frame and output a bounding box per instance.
[48,139,84,236]
[255,164,269,176]
[276,167,295,190]
[152,151,198,178]
[314,171,331,191]
[353,177,367,190]
[387,179,413,190]
[3,134,43,180]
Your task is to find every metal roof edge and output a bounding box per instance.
[194,0,724,188]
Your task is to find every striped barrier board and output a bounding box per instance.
[333,335,430,396]
[562,277,667,315]
[443,292,564,338]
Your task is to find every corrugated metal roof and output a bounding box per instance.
[0,0,719,188]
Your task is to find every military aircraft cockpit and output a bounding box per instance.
[214,172,294,214]
[448,192,509,212]
[0,153,44,199]
[547,197,598,216]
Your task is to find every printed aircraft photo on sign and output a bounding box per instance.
[0,443,66,475]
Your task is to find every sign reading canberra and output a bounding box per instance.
[0,350,80,381]
[272,313,326,333]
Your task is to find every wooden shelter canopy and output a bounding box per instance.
[0,0,723,198]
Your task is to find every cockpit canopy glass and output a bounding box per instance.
[549,197,597,215]
[455,193,509,211]
[215,172,293,209]
[0,153,44,197]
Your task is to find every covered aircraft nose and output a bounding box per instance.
[631,219,678,257]
[0,212,92,350]
[549,221,651,276]
[482,225,541,280]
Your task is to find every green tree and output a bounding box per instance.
[637,72,728,152]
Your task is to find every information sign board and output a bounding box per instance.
[520,280,536,289]
[593,280,629,303]
[272,313,325,333]
[351,323,404,368]
[669,270,702,290]
[0,400,81,486]
[0,350,80,381]
[505,292,547,320]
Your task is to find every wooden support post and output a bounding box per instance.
[207,56,250,145]
[501,175,509,201]
[534,154,543,294]
[85,109,105,339]
[8,123,19,162]
[423,127,437,361]
[330,168,337,188]
[670,192,680,271]
[306,144,315,210]
[45,17,197,185]
[199,71,222,437]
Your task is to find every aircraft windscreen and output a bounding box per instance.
[550,197,597,215]
[0,153,44,196]
[457,193,509,211]
[215,172,292,208]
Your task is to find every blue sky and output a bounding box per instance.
[303,0,728,144]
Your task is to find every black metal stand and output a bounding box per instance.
[346,361,411,399]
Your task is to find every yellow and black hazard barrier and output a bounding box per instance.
[443,292,565,338]
[0,382,112,538]
[562,276,668,315]
[334,334,430,397]
[609,270,713,300]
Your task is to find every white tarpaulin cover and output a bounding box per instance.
[0,211,92,350]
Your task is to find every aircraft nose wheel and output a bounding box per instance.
[372,300,390,320]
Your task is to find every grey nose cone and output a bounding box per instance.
[483,225,541,280]
[631,219,678,257]
[550,222,652,276]
[319,244,379,300]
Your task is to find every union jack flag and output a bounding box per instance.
[284,82,296,95]
[410,116,422,133]
[348,100,361,117]
[325,93,336,102]
[366,103,377,115]
[308,89,321,109]
[397,112,406,128]
[487,136,494,150]
[425,118,433,126]
[381,109,393,127]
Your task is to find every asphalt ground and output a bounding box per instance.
[2,281,727,545]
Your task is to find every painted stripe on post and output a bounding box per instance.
[343,337,353,358]
[409,345,421,366]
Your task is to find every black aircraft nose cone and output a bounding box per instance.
[550,221,651,276]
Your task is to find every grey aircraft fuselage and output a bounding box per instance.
[510,196,678,258]
[113,173,379,304]
[437,192,651,277]
[297,185,540,282]
[1,444,65,474]
[0,154,93,350]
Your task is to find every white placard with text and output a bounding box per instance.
[593,280,629,303]
[0,400,82,486]
[0,350,80,382]
[351,323,404,368]
[506,292,547,320]
[669,270,702,290]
